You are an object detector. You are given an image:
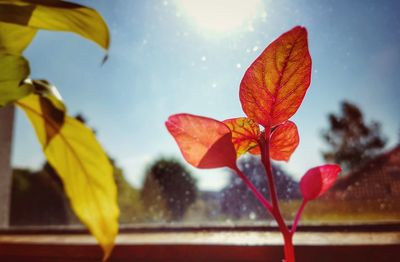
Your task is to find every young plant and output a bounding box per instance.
[166,26,341,262]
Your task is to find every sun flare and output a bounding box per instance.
[175,0,264,34]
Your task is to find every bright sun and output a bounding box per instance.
[175,0,264,34]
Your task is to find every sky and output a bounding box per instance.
[11,0,400,191]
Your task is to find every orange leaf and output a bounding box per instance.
[239,26,312,127]
[249,146,261,155]
[223,117,260,158]
[269,121,299,161]
[166,113,237,169]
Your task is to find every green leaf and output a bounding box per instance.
[0,53,32,107]
[0,0,110,50]
[17,93,119,260]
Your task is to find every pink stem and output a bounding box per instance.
[290,199,307,235]
[283,233,295,262]
[259,129,295,261]
[259,130,289,235]
[231,165,274,215]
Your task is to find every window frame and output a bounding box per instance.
[0,105,14,229]
[2,106,400,261]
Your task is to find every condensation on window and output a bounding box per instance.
[9,0,400,226]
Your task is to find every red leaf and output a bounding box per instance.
[269,121,299,161]
[300,164,341,201]
[223,117,260,158]
[239,26,312,127]
[165,113,237,169]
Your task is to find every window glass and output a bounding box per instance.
[10,0,400,226]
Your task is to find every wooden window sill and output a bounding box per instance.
[0,227,399,261]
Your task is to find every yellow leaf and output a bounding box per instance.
[0,22,37,54]
[28,79,66,146]
[0,53,32,106]
[29,79,66,112]
[17,94,119,260]
[0,0,109,50]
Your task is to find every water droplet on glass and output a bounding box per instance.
[248,24,254,32]
[261,11,267,21]
[225,219,233,224]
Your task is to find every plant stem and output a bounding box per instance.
[232,166,273,215]
[283,233,295,262]
[259,130,288,234]
[259,129,295,262]
[290,199,307,235]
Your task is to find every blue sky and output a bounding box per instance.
[12,0,400,190]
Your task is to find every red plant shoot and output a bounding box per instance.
[165,26,341,262]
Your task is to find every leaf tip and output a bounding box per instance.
[290,25,308,36]
[165,113,182,133]
[101,242,115,262]
[101,53,109,65]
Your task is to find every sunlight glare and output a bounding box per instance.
[175,0,264,34]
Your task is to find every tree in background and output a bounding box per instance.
[141,158,197,221]
[112,159,144,224]
[11,159,144,226]
[322,101,387,173]
[11,115,144,226]
[11,167,69,225]
[220,155,300,220]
